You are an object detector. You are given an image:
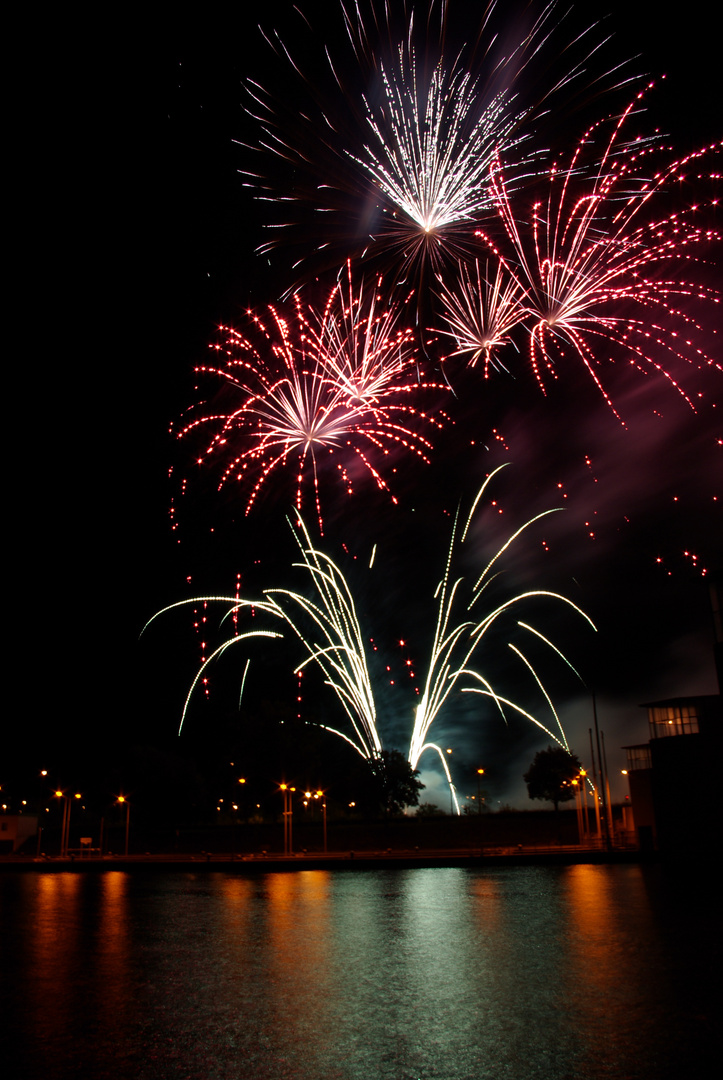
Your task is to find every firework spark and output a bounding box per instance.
[407,466,596,809]
[177,270,445,530]
[142,596,284,734]
[144,517,384,761]
[244,0,605,281]
[264,514,384,762]
[477,85,721,417]
[307,261,421,404]
[435,258,525,376]
[348,46,529,272]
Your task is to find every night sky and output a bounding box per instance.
[24,1,720,812]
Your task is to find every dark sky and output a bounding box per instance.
[23,1,720,810]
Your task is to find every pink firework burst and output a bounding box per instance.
[303,261,421,405]
[435,258,526,378]
[178,270,447,530]
[476,82,721,418]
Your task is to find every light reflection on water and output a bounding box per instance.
[1,864,716,1080]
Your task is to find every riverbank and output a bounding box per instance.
[0,845,652,872]
[11,805,633,858]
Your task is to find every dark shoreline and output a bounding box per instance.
[0,847,653,873]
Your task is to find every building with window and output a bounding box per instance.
[623,695,721,853]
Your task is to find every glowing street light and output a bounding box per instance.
[279,784,296,855]
[476,768,485,816]
[54,790,81,856]
[578,769,591,838]
[116,796,130,856]
[54,790,69,855]
[312,789,328,853]
[445,749,456,813]
[569,778,584,843]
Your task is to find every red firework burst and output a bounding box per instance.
[177,268,447,530]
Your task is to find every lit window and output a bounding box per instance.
[648,704,699,738]
[625,746,652,770]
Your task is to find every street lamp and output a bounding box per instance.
[579,770,591,838]
[116,796,130,856]
[314,790,327,853]
[279,784,295,855]
[54,790,68,855]
[569,779,584,843]
[36,771,49,855]
[446,749,454,814]
[476,769,485,816]
[54,790,81,856]
[303,789,328,852]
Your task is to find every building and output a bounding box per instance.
[0,814,39,854]
[623,695,722,853]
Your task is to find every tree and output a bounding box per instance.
[371,750,425,816]
[523,746,582,811]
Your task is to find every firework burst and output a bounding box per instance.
[177,270,446,530]
[142,596,284,734]
[243,0,607,283]
[347,45,529,273]
[435,258,526,376]
[476,85,721,417]
[306,261,421,404]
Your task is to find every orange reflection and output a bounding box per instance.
[264,871,335,1048]
[24,874,84,1043]
[563,863,655,1070]
[95,872,131,1022]
[565,864,616,962]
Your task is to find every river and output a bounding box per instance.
[1,863,716,1079]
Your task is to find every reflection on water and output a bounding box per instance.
[1,865,716,1080]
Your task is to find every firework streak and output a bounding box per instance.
[146,469,595,812]
[407,467,595,811]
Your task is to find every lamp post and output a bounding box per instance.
[36,770,49,854]
[70,793,82,855]
[280,784,289,854]
[570,781,583,846]
[54,791,81,856]
[579,770,591,839]
[116,796,130,856]
[592,693,612,850]
[280,784,295,855]
[304,789,328,853]
[446,748,454,814]
[476,769,485,815]
[237,777,247,822]
[315,790,327,853]
[54,790,68,856]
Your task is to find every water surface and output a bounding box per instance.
[1,864,716,1079]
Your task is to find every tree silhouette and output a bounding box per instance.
[523,746,582,811]
[371,750,425,816]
